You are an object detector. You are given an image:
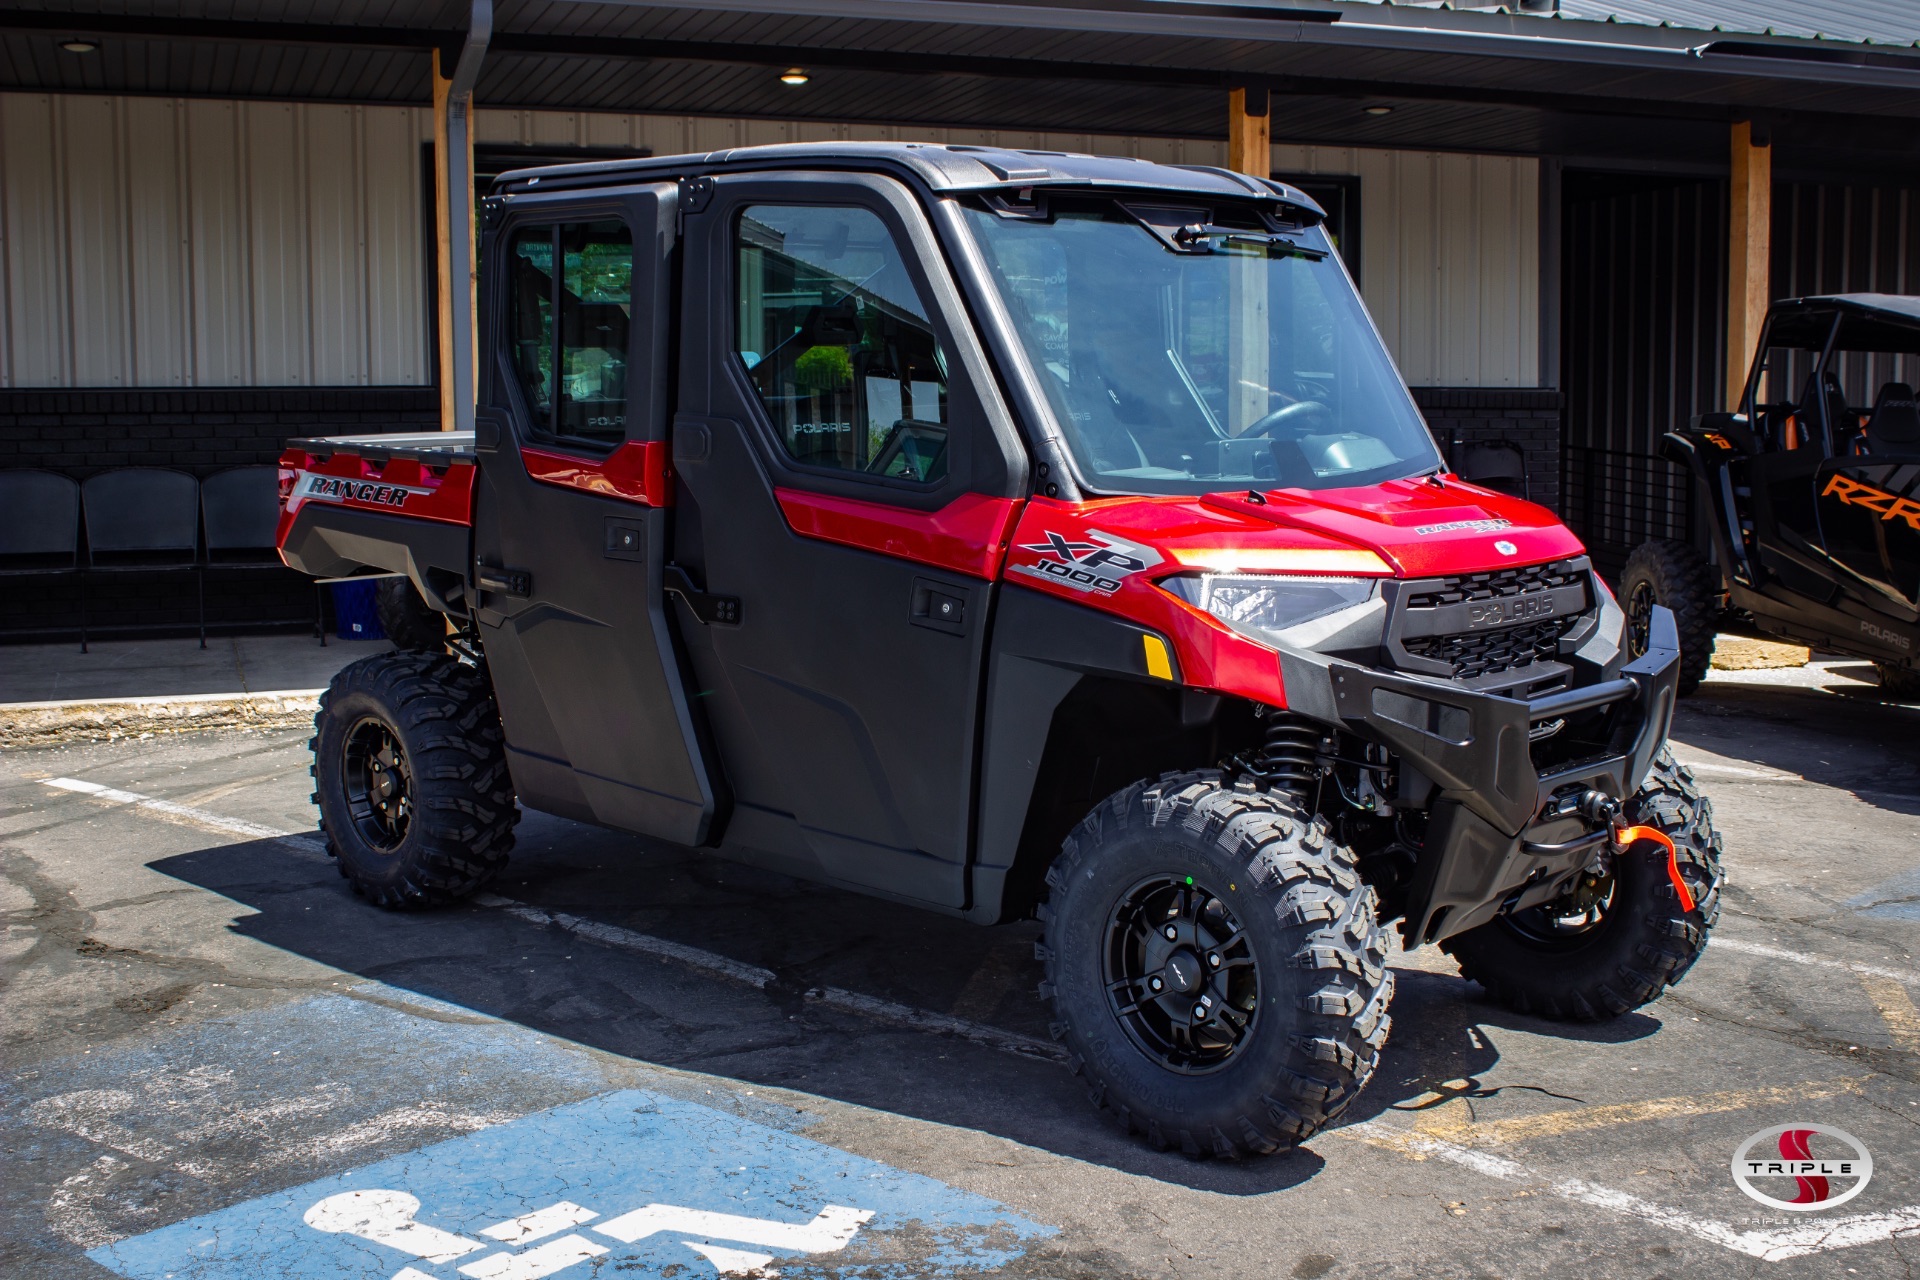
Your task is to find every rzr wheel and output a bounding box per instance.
[1039,770,1393,1156]
[1619,540,1717,696]
[312,652,517,909]
[376,577,448,653]
[1875,661,1920,702]
[1441,749,1723,1020]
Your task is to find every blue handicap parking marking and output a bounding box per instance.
[88,1088,1054,1280]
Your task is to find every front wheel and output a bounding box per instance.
[1875,662,1920,702]
[1442,750,1724,1020]
[1619,540,1718,696]
[311,652,518,909]
[1038,771,1393,1157]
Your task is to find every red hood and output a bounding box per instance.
[1001,480,1588,711]
[1199,477,1583,576]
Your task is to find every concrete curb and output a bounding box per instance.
[0,689,322,747]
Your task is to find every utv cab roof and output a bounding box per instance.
[1768,293,1920,352]
[489,140,1326,222]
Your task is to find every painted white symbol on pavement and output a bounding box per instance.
[305,1190,485,1265]
[304,1188,874,1280]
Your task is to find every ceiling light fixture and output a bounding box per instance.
[1364,105,1392,116]
[61,39,99,53]
[780,67,810,86]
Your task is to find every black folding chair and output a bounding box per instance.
[81,468,202,652]
[202,465,321,640]
[0,470,82,639]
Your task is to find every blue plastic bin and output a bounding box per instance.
[330,579,387,641]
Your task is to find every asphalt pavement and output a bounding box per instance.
[2,663,1917,1279]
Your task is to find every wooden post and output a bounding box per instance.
[432,47,482,434]
[1227,86,1270,178]
[1727,119,1771,412]
[433,49,455,433]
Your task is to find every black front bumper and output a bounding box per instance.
[1280,607,1682,945]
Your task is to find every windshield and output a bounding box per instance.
[964,198,1440,495]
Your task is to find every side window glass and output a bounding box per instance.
[736,205,949,484]
[504,220,633,447]
[507,230,554,426]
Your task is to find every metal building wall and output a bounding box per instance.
[0,93,434,389]
[1272,144,1540,388]
[0,93,1543,391]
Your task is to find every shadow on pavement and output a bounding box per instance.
[1674,678,1920,815]
[150,812,1665,1195]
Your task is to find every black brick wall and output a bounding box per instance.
[2,387,436,641]
[1411,387,1565,512]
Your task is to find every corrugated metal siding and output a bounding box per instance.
[0,94,1542,390]
[1274,144,1540,388]
[0,92,434,388]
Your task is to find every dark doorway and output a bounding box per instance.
[1559,172,1725,577]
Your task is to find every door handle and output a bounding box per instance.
[475,564,531,598]
[664,564,741,625]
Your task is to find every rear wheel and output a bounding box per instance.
[375,577,448,653]
[1441,750,1723,1020]
[1620,539,1718,695]
[1875,662,1920,702]
[1039,771,1393,1156]
[312,652,517,909]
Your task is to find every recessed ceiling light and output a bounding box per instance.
[61,39,99,54]
[780,67,810,86]
[1365,105,1392,116]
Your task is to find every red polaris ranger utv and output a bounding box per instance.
[279,144,1723,1156]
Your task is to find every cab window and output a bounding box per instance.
[734,205,949,484]
[505,219,633,446]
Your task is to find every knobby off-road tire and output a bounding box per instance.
[1619,539,1718,696]
[1874,661,1920,702]
[375,577,448,653]
[311,652,518,909]
[1038,770,1394,1157]
[1442,749,1724,1020]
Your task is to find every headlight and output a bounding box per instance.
[1160,572,1378,645]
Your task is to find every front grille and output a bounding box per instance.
[1405,561,1586,610]
[1394,558,1590,682]
[1401,616,1580,681]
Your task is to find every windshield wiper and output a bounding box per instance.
[1169,223,1329,260]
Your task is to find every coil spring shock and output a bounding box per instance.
[1237,710,1323,801]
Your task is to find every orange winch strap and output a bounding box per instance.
[1616,824,1695,913]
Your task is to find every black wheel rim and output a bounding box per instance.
[1626,580,1656,658]
[1104,876,1260,1075]
[342,716,413,853]
[1499,873,1617,951]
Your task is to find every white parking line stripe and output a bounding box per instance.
[1345,1122,1920,1262]
[43,777,298,843]
[1709,935,1920,987]
[39,777,1067,1065]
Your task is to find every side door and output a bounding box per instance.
[472,186,719,844]
[671,175,1027,910]
[1814,451,1920,614]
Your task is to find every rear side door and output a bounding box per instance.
[472,184,719,844]
[670,174,1028,909]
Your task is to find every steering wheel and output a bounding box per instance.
[1240,399,1328,438]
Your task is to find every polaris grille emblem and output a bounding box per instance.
[1494,540,1518,556]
